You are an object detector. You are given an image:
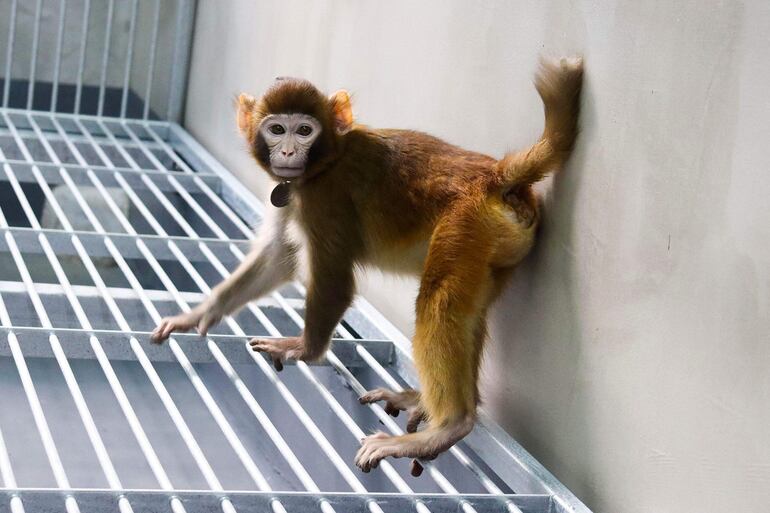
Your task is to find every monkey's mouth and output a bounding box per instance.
[271,166,305,178]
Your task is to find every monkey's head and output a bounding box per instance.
[236,78,353,181]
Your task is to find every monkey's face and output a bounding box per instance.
[257,113,323,178]
[237,79,353,182]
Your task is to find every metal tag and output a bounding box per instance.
[270,181,291,208]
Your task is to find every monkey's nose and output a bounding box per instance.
[281,149,295,157]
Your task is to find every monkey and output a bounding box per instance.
[151,56,583,474]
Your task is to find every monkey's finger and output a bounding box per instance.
[197,318,215,337]
[154,322,176,343]
[410,459,424,477]
[272,357,284,372]
[358,388,388,404]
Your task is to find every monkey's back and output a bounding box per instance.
[330,127,536,273]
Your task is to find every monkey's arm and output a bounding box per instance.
[251,250,354,366]
[151,217,297,342]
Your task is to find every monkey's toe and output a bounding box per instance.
[406,408,427,433]
[249,337,305,371]
[355,432,393,472]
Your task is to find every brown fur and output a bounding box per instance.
[153,56,584,471]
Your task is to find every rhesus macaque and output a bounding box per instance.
[152,57,583,473]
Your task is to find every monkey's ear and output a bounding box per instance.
[236,93,257,134]
[329,90,353,135]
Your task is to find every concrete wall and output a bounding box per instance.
[184,2,770,512]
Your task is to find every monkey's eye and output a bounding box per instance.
[296,125,313,136]
[269,124,286,135]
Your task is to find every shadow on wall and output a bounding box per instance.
[483,77,598,503]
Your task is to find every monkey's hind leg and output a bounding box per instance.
[356,214,494,473]
[359,388,426,432]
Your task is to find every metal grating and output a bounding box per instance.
[0,107,594,513]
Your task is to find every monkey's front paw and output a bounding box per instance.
[249,336,304,371]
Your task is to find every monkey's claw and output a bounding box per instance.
[249,337,304,371]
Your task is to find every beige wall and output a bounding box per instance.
[184,2,770,512]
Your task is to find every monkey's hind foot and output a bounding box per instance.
[355,416,475,474]
[359,388,426,432]
[249,336,304,371]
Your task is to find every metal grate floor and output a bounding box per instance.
[0,107,588,513]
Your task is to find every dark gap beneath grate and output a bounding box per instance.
[0,79,161,120]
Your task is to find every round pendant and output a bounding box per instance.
[270,181,291,207]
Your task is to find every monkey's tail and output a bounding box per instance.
[494,56,583,188]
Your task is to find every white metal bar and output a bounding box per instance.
[0,277,243,306]
[0,427,24,513]
[167,0,193,121]
[67,117,113,166]
[120,0,139,118]
[0,155,219,179]
[74,0,91,114]
[97,0,115,117]
[25,0,43,111]
[73,247,240,513]
[0,211,25,513]
[143,0,162,120]
[2,0,18,108]
[0,107,169,127]
[50,0,67,112]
